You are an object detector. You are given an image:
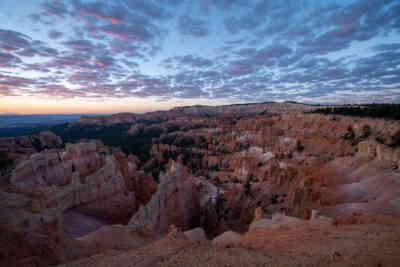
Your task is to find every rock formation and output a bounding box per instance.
[212,231,241,247]
[2,105,400,266]
[0,140,157,265]
[129,161,201,234]
[0,131,62,163]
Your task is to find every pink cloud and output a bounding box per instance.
[80,10,121,24]
[230,63,252,75]
[103,30,131,41]
[107,17,121,24]
[84,58,105,68]
[335,24,353,36]
[1,45,16,52]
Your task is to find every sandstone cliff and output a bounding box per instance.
[0,140,157,265]
[129,161,201,234]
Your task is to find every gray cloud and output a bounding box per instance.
[178,15,209,37]
[1,0,399,104]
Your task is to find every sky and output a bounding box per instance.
[0,0,399,114]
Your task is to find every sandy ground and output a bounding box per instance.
[62,209,107,238]
[58,217,400,267]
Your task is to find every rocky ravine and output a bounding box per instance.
[0,140,157,266]
[1,110,400,266]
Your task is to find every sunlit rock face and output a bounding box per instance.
[129,160,201,234]
[358,139,400,167]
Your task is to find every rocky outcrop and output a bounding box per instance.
[77,224,155,251]
[74,113,137,126]
[212,231,241,246]
[253,207,265,221]
[249,213,302,230]
[3,105,400,266]
[68,102,322,128]
[129,161,201,234]
[0,140,159,265]
[6,141,145,229]
[358,139,400,167]
[0,131,62,162]
[183,227,207,243]
[56,212,400,267]
[171,102,322,117]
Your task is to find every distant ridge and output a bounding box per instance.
[72,101,325,126]
[169,101,322,117]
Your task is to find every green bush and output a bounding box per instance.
[296,140,304,152]
[361,124,372,139]
[343,125,356,140]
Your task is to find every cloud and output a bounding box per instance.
[373,43,400,51]
[64,39,96,51]
[1,0,399,104]
[80,7,109,21]
[178,55,213,68]
[258,45,292,59]
[48,30,63,39]
[35,84,88,99]
[228,61,253,76]
[0,87,16,96]
[0,52,22,67]
[174,86,209,98]
[224,1,298,34]
[78,2,123,24]
[0,29,59,60]
[0,29,31,51]
[40,1,69,18]
[101,23,154,41]
[0,74,32,88]
[68,71,109,86]
[224,17,257,34]
[178,15,209,37]
[298,0,398,55]
[122,0,170,20]
[161,55,213,69]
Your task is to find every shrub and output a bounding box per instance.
[343,125,356,140]
[375,133,385,144]
[245,178,252,197]
[361,124,372,139]
[390,130,400,148]
[296,140,305,152]
[309,104,400,120]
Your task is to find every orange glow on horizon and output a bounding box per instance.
[0,97,171,114]
[0,96,229,115]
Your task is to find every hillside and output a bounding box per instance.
[0,103,400,266]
